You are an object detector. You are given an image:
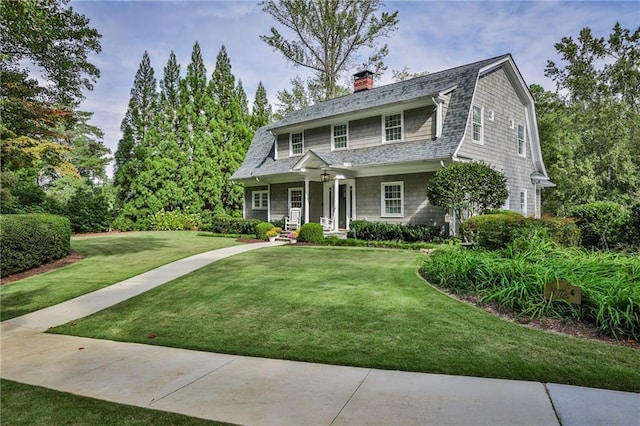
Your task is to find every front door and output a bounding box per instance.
[324,179,355,230]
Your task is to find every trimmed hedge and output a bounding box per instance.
[461,212,580,250]
[298,222,325,243]
[203,217,262,235]
[348,220,442,243]
[0,214,71,277]
[256,222,274,240]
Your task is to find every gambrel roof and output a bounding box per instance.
[232,54,550,184]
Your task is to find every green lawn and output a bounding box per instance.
[0,379,230,425]
[51,246,640,393]
[1,232,241,321]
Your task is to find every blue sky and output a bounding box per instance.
[69,0,639,176]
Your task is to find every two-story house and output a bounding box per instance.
[231,54,554,232]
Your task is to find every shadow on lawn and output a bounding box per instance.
[74,235,171,257]
[0,287,49,321]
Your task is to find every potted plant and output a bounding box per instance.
[266,229,278,242]
[288,230,299,244]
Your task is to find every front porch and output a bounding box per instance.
[245,151,357,234]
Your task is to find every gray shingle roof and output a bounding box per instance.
[232,54,511,180]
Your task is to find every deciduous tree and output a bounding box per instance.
[260,0,398,103]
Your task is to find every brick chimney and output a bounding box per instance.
[353,70,374,93]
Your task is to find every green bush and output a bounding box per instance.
[461,212,580,250]
[203,217,262,235]
[420,232,640,340]
[323,237,438,250]
[538,215,581,247]
[0,214,71,277]
[348,220,442,243]
[461,212,527,250]
[66,185,113,233]
[256,222,274,240]
[298,222,325,243]
[569,202,629,250]
[624,202,640,248]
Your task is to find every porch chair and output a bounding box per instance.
[285,207,302,230]
[320,208,336,231]
[320,216,333,231]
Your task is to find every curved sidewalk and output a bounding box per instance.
[2,242,638,425]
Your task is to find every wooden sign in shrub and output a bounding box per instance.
[544,279,582,304]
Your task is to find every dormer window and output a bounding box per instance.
[383,113,403,143]
[332,124,348,150]
[290,132,303,156]
[472,105,483,144]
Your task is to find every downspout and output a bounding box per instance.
[431,95,446,139]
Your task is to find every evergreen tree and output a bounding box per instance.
[179,42,221,213]
[114,51,157,203]
[252,81,272,129]
[209,45,252,215]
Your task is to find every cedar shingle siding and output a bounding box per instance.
[232,54,552,227]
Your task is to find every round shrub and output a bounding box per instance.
[569,202,629,249]
[460,212,527,250]
[0,214,71,277]
[256,222,274,240]
[298,222,325,243]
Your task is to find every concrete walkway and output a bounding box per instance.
[2,243,638,425]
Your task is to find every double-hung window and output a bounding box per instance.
[381,181,404,217]
[383,113,403,142]
[288,187,303,210]
[519,190,527,216]
[332,124,348,150]
[290,132,303,156]
[252,190,268,210]
[517,124,526,157]
[472,105,483,143]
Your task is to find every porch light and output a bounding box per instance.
[321,171,330,182]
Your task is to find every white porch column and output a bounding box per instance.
[346,183,351,231]
[333,176,340,232]
[267,183,271,222]
[304,177,310,224]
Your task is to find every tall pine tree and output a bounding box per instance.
[251,81,272,129]
[209,45,252,215]
[114,51,157,204]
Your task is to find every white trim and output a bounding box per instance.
[472,104,483,144]
[289,131,304,156]
[381,181,404,217]
[251,190,268,210]
[331,123,348,150]
[382,111,404,143]
[304,178,310,224]
[267,184,271,222]
[517,124,526,157]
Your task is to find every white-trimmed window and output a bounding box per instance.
[252,190,268,210]
[472,105,483,144]
[381,181,404,217]
[519,190,527,216]
[332,123,348,150]
[288,187,303,210]
[517,124,526,157]
[290,132,303,156]
[383,113,403,142]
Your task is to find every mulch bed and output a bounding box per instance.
[1,251,85,285]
